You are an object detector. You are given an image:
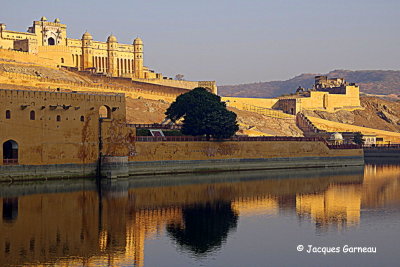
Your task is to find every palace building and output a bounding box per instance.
[0,17,217,93]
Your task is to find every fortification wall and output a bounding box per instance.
[308,116,400,143]
[37,46,74,66]
[130,141,362,162]
[127,141,363,175]
[0,37,14,50]
[0,71,180,102]
[0,89,127,166]
[223,89,361,116]
[300,92,326,110]
[137,78,217,94]
[275,99,298,115]
[326,94,360,109]
[74,71,189,96]
[0,49,57,66]
[0,30,37,49]
[222,97,279,109]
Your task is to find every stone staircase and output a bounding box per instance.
[296,113,327,137]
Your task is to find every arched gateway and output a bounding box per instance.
[3,140,18,165]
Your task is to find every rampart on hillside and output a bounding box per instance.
[0,69,184,101]
[0,49,57,66]
[223,76,362,116]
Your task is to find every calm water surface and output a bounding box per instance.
[1,161,400,267]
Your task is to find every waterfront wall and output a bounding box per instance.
[131,141,362,161]
[126,141,364,176]
[0,89,128,166]
[0,163,97,180]
[0,140,364,181]
[127,156,364,176]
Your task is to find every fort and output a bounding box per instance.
[4,17,400,181]
[223,76,361,115]
[0,87,364,181]
[0,17,217,93]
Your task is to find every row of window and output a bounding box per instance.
[5,110,85,121]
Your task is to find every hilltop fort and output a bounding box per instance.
[0,17,217,93]
[1,16,400,180]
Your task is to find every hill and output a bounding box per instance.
[1,57,398,136]
[303,96,400,133]
[0,58,302,137]
[219,70,400,98]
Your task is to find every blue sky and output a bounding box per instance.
[1,0,399,84]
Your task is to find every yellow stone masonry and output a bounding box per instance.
[0,17,217,93]
[222,76,362,116]
[130,141,362,162]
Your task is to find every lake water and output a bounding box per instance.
[1,160,400,267]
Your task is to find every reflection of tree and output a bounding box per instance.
[166,202,238,255]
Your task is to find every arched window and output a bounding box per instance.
[48,37,55,45]
[99,105,111,119]
[5,110,11,119]
[80,116,85,122]
[3,140,18,165]
[56,115,61,122]
[30,110,35,120]
[61,58,64,64]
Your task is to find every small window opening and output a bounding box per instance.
[30,111,35,120]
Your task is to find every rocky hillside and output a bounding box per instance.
[125,97,302,136]
[220,70,400,98]
[0,58,302,136]
[1,57,397,136]
[303,97,400,133]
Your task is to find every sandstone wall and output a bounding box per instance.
[222,97,279,109]
[130,141,362,162]
[133,78,218,94]
[0,49,57,66]
[0,89,127,166]
[0,70,180,102]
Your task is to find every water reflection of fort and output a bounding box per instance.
[1,165,399,267]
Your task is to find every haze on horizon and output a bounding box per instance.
[1,0,399,85]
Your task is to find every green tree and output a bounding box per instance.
[353,132,364,145]
[165,87,239,139]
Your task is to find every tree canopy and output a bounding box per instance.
[165,87,239,139]
[353,132,364,145]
